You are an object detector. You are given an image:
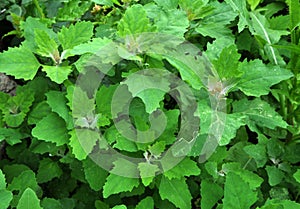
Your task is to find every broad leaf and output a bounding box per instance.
[17,188,42,209]
[223,172,258,209]
[235,59,293,97]
[103,174,140,198]
[34,29,59,58]
[138,162,159,186]
[118,4,152,37]
[293,169,300,183]
[0,190,13,209]
[163,157,200,179]
[196,1,237,39]
[46,91,72,128]
[159,176,192,209]
[32,113,69,146]
[42,65,72,84]
[201,179,223,209]
[83,158,108,191]
[136,197,154,209]
[37,158,63,183]
[224,0,250,32]
[58,21,94,50]
[266,166,284,186]
[69,129,100,160]
[0,46,40,80]
[233,98,288,130]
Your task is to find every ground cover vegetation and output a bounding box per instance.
[0,0,300,208]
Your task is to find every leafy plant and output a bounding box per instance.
[0,0,300,209]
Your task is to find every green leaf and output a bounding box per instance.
[0,170,7,189]
[159,176,192,209]
[0,190,13,209]
[92,0,120,6]
[224,0,250,32]
[72,87,95,118]
[233,98,288,130]
[212,45,242,81]
[222,163,263,189]
[112,205,127,209]
[163,157,200,179]
[37,158,63,183]
[57,0,92,21]
[145,4,188,38]
[21,17,58,52]
[8,170,40,195]
[42,65,72,84]
[236,60,293,97]
[28,102,52,125]
[136,197,154,209]
[293,169,300,183]
[0,128,27,145]
[41,198,62,209]
[58,21,94,51]
[244,144,268,168]
[266,165,284,186]
[70,38,112,55]
[96,84,118,118]
[17,188,42,209]
[3,89,35,127]
[103,174,140,198]
[34,29,59,58]
[136,89,165,114]
[69,129,100,160]
[223,172,258,209]
[83,158,108,191]
[195,1,237,39]
[32,113,69,146]
[46,91,72,126]
[287,0,300,31]
[0,46,41,80]
[155,0,178,9]
[179,0,213,21]
[138,163,159,186]
[118,4,152,37]
[249,11,289,65]
[201,179,223,209]
[247,0,260,11]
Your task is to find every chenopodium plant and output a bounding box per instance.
[0,0,300,209]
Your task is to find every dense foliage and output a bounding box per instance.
[0,0,300,208]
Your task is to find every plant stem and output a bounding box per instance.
[33,0,45,19]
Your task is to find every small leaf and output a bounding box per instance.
[0,46,41,80]
[17,188,42,209]
[58,21,94,50]
[223,172,258,209]
[247,0,260,11]
[42,65,72,84]
[32,113,69,146]
[159,176,192,209]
